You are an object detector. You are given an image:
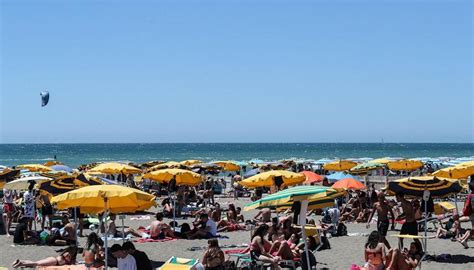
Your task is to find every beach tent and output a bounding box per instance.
[17,164,53,172]
[51,185,156,269]
[302,171,324,185]
[386,176,463,257]
[89,162,142,175]
[240,170,305,188]
[244,186,346,270]
[331,178,366,190]
[323,160,357,171]
[4,176,52,190]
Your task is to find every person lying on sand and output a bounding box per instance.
[12,245,77,268]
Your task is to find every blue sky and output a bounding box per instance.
[1,0,472,143]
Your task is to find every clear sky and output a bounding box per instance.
[1,0,472,143]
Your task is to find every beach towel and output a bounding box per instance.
[130,215,150,220]
[224,249,247,254]
[134,237,177,243]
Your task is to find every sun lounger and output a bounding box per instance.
[159,257,199,270]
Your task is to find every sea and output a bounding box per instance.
[0,143,473,168]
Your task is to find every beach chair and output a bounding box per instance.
[159,257,199,270]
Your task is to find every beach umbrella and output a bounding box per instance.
[4,176,52,190]
[212,161,240,171]
[89,162,142,175]
[143,169,203,186]
[386,176,464,255]
[302,171,324,185]
[51,185,156,269]
[387,159,423,171]
[331,178,366,190]
[17,164,53,172]
[240,170,305,188]
[326,172,359,183]
[180,160,202,166]
[50,164,73,173]
[0,169,21,188]
[44,161,63,167]
[350,162,386,174]
[244,186,346,270]
[433,161,474,180]
[147,161,188,172]
[38,174,103,197]
[140,160,166,169]
[244,168,260,178]
[323,160,357,171]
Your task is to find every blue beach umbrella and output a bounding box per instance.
[50,165,73,173]
[244,168,260,178]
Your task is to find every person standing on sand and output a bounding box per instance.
[3,187,15,236]
[367,192,395,249]
[22,182,35,231]
[395,192,421,250]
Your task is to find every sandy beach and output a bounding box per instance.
[1,196,473,270]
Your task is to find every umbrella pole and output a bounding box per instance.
[299,200,311,270]
[122,216,125,244]
[172,194,176,230]
[104,198,109,270]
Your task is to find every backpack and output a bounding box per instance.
[317,235,331,251]
[336,223,347,236]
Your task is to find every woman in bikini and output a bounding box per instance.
[250,224,281,270]
[364,231,386,270]
[12,246,77,268]
[202,238,225,270]
[83,232,104,268]
[386,241,423,270]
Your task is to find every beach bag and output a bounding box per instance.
[462,194,473,217]
[317,235,331,251]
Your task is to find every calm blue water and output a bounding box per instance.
[0,143,473,168]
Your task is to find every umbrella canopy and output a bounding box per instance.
[433,161,474,179]
[0,169,21,188]
[386,176,464,198]
[39,174,103,197]
[326,172,359,182]
[89,162,142,175]
[323,160,357,171]
[331,178,366,190]
[387,159,423,171]
[4,176,52,190]
[17,164,53,172]
[44,161,63,167]
[244,168,260,178]
[51,184,156,214]
[148,161,188,172]
[180,160,202,166]
[140,160,166,168]
[190,163,222,171]
[50,165,73,173]
[212,161,240,171]
[143,169,203,186]
[240,170,305,188]
[244,185,345,211]
[350,162,386,174]
[302,171,324,185]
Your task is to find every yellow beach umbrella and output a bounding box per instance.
[433,165,474,180]
[143,169,203,186]
[180,160,202,166]
[51,184,155,214]
[148,161,187,172]
[387,159,423,171]
[212,161,240,171]
[44,161,63,167]
[240,170,305,188]
[369,158,392,164]
[17,164,53,172]
[323,160,357,171]
[89,162,142,175]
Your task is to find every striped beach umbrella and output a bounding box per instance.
[244,185,345,211]
[17,164,53,172]
[39,173,102,196]
[387,176,464,198]
[240,170,305,189]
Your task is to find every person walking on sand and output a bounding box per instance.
[367,192,395,249]
[396,192,421,250]
[3,187,15,236]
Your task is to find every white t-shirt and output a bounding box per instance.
[23,190,35,218]
[206,219,217,236]
[117,254,137,270]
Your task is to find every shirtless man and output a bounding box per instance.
[253,208,271,224]
[367,192,395,248]
[149,212,174,239]
[396,192,421,250]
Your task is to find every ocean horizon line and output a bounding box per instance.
[1,142,473,145]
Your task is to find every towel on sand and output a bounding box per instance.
[134,237,177,243]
